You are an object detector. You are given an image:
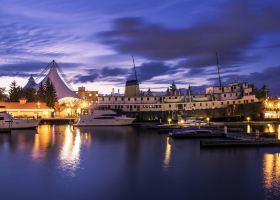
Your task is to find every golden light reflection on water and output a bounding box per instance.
[32,125,53,159]
[31,125,92,176]
[163,137,171,170]
[246,124,251,134]
[59,126,82,176]
[263,153,280,197]
[278,125,280,140]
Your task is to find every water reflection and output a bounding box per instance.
[278,125,280,140]
[263,153,280,199]
[32,125,53,160]
[246,124,251,134]
[59,126,82,176]
[163,137,171,170]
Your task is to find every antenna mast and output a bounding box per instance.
[216,52,222,88]
[132,56,138,81]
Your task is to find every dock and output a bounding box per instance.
[201,139,280,148]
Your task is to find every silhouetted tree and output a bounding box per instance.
[170,81,177,96]
[0,88,7,101]
[255,84,269,99]
[45,78,57,108]
[146,88,153,96]
[22,88,37,102]
[36,83,45,102]
[8,81,22,102]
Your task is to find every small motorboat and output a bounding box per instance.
[0,112,40,132]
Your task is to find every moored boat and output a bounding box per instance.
[0,112,40,132]
[74,109,135,126]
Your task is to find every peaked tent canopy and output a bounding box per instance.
[24,75,38,90]
[39,60,80,101]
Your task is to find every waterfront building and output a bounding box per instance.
[76,86,98,104]
[0,98,54,118]
[263,98,280,119]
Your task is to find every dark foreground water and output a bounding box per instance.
[1,125,280,200]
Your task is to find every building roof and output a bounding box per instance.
[39,60,80,100]
[0,102,53,110]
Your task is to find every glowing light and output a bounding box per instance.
[167,118,171,124]
[246,117,251,122]
[246,124,251,134]
[263,153,280,192]
[59,126,81,177]
[163,137,171,170]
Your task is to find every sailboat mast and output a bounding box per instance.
[216,52,222,88]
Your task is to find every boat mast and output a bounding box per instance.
[132,56,138,81]
[216,52,222,88]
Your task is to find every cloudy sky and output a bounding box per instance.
[0,0,280,95]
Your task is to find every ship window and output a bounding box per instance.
[224,94,226,97]
[193,103,196,106]
[115,97,117,100]
[109,98,111,101]
[169,97,171,99]
[251,99,254,103]
[128,98,130,101]
[141,97,143,101]
[0,117,4,120]
[221,102,224,105]
[122,97,124,101]
[147,97,149,100]
[169,104,171,108]
[134,98,137,101]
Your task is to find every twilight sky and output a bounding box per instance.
[0,0,280,95]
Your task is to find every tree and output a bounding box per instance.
[0,88,7,101]
[45,78,57,108]
[255,84,269,99]
[146,88,153,96]
[9,81,22,102]
[36,83,45,102]
[22,88,37,102]
[170,81,177,96]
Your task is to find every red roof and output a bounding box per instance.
[0,102,52,110]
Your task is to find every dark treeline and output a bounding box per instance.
[1,78,57,108]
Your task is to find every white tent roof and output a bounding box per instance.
[39,61,80,100]
[24,75,38,90]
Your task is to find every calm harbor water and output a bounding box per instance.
[1,125,280,200]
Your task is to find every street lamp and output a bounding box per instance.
[168,118,172,125]
[206,117,210,125]
[36,102,40,119]
[246,116,251,123]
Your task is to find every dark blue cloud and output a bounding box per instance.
[98,0,280,68]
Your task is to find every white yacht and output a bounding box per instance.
[74,109,135,126]
[0,112,40,131]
